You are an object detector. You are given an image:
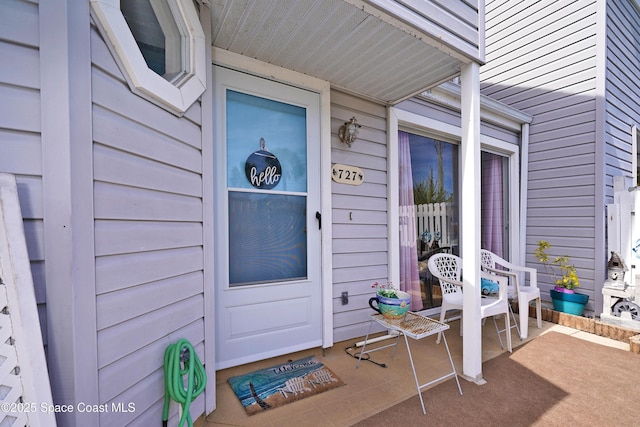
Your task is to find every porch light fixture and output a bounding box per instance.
[338,117,361,147]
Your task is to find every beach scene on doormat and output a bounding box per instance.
[227,355,345,415]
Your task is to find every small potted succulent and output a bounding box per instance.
[535,240,588,315]
[369,281,411,319]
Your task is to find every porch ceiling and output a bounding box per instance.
[210,0,468,104]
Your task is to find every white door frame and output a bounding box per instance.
[207,47,333,367]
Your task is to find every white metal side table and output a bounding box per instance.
[356,312,463,415]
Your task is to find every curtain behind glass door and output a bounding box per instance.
[399,131,459,310]
[481,151,509,259]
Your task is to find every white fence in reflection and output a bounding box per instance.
[415,202,453,248]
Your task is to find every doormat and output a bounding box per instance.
[227,355,345,416]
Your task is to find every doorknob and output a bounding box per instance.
[315,211,321,230]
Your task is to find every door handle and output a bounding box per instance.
[315,211,321,230]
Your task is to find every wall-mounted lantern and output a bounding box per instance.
[338,117,361,147]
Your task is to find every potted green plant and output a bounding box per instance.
[535,240,588,315]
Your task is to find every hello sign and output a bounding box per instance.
[245,138,282,189]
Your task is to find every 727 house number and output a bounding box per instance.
[332,163,364,186]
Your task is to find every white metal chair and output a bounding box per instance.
[480,249,542,339]
[428,253,512,352]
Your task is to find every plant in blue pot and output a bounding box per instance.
[535,240,588,315]
[369,281,411,320]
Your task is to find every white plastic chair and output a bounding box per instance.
[480,249,542,339]
[428,253,512,352]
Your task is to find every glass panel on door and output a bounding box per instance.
[228,192,307,285]
[226,90,308,287]
[399,131,459,311]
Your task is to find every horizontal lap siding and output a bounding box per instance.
[330,91,389,343]
[604,0,640,201]
[372,0,482,61]
[91,25,205,425]
[398,95,521,145]
[398,96,461,128]
[0,0,46,342]
[482,0,599,305]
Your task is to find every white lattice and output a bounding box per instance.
[1,281,28,427]
[0,173,56,427]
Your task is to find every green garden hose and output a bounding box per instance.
[162,339,207,427]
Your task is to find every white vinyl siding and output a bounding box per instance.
[0,3,208,423]
[604,0,640,200]
[366,0,484,61]
[91,21,206,425]
[330,91,389,342]
[0,0,46,344]
[481,0,599,309]
[397,94,522,147]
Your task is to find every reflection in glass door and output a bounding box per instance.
[399,130,512,312]
[399,131,459,311]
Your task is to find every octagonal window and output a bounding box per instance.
[91,0,206,115]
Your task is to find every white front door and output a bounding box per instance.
[213,66,323,369]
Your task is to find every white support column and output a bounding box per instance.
[40,2,97,425]
[388,107,401,291]
[632,125,638,186]
[519,123,530,266]
[460,62,483,383]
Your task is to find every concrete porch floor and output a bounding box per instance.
[200,316,630,427]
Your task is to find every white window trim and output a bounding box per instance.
[388,107,522,301]
[90,0,206,115]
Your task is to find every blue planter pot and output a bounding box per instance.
[550,289,588,316]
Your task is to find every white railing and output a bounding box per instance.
[414,202,453,248]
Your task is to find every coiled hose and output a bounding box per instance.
[162,339,207,427]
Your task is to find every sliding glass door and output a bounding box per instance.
[398,131,512,312]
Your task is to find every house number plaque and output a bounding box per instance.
[332,163,364,186]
